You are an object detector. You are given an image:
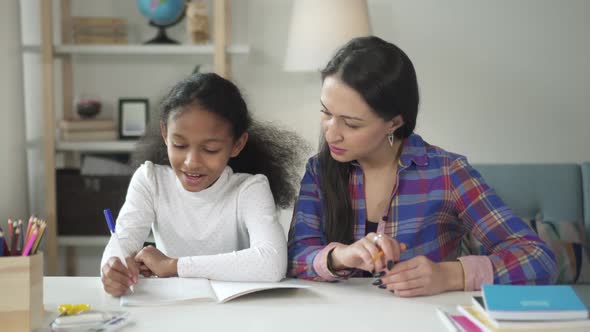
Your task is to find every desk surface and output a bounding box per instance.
[43,277,479,331]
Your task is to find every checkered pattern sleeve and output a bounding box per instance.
[450,157,558,285]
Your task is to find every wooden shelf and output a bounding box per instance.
[58,235,109,247]
[56,140,138,153]
[33,0,234,275]
[58,235,155,247]
[23,44,250,56]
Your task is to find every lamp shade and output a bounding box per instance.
[284,0,371,72]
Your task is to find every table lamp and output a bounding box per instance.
[284,0,371,72]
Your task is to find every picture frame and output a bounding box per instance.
[118,98,149,139]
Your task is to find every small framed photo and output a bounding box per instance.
[118,98,149,139]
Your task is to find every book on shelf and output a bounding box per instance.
[482,285,588,321]
[73,26,127,35]
[73,28,127,39]
[120,277,310,306]
[70,16,128,45]
[457,304,590,332]
[71,16,126,27]
[61,130,118,141]
[81,156,134,176]
[59,119,116,131]
[72,35,128,45]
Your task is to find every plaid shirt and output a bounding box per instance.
[288,134,557,286]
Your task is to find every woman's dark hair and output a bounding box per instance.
[318,36,420,244]
[132,73,308,208]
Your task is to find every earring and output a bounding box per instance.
[388,133,395,147]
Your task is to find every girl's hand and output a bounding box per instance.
[376,256,464,297]
[134,245,178,278]
[138,262,154,278]
[101,256,139,297]
[331,232,406,273]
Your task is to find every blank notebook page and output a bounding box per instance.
[120,277,215,306]
[210,280,310,303]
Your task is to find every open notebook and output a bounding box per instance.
[120,278,310,306]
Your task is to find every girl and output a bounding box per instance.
[288,36,557,296]
[101,73,306,297]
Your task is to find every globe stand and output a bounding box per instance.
[143,9,186,45]
[145,21,179,44]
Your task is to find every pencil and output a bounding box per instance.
[30,218,40,241]
[17,219,23,254]
[12,220,18,239]
[0,230,4,257]
[0,226,9,256]
[25,216,34,244]
[22,227,38,256]
[32,220,46,254]
[372,250,384,262]
[7,218,13,240]
[11,227,20,256]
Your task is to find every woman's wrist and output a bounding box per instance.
[327,247,351,278]
[439,261,465,291]
[329,245,347,271]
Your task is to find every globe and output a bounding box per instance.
[137,0,186,44]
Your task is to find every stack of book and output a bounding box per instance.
[70,17,127,44]
[60,119,118,141]
[439,285,590,331]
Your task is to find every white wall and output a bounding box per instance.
[12,0,590,275]
[239,0,590,163]
[389,0,590,163]
[55,0,590,164]
[0,1,28,229]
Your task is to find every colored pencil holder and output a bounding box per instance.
[0,252,44,332]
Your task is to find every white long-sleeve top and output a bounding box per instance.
[100,161,287,282]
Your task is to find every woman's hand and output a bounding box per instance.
[376,256,464,297]
[134,245,178,278]
[101,256,139,297]
[330,232,406,273]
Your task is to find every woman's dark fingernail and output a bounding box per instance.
[373,271,385,278]
[378,284,387,289]
[390,290,395,294]
[387,260,394,270]
[372,279,383,286]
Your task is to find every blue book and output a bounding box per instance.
[482,285,588,321]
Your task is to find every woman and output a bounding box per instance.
[287,36,557,297]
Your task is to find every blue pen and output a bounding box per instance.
[103,208,134,293]
[103,209,116,234]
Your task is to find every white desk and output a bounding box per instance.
[43,277,478,331]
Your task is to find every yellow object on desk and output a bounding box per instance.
[58,303,91,315]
